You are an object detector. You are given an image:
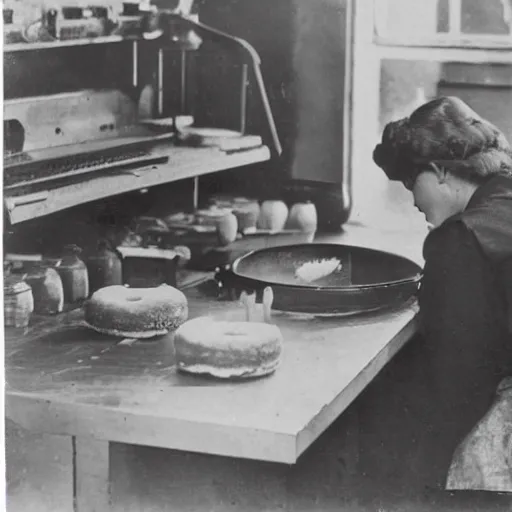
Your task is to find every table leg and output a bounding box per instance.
[343,405,361,477]
[73,437,111,512]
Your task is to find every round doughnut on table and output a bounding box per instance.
[84,284,188,338]
[174,316,284,378]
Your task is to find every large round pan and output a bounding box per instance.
[214,243,422,315]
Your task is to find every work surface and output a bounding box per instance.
[5,224,425,465]
[5,291,418,465]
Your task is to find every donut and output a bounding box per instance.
[173,316,283,378]
[84,284,188,338]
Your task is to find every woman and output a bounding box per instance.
[372,96,512,494]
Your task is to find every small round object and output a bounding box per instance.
[217,212,238,246]
[84,284,188,338]
[232,198,260,233]
[257,200,289,232]
[164,212,195,226]
[286,201,318,232]
[25,264,64,315]
[195,207,232,226]
[4,275,34,328]
[174,316,283,378]
[209,195,235,209]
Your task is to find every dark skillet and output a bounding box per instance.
[214,243,423,316]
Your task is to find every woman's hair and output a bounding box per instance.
[373,96,512,185]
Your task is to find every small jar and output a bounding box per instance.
[4,272,34,327]
[209,195,235,210]
[55,244,89,304]
[195,207,238,244]
[216,212,238,246]
[287,201,318,233]
[85,240,123,294]
[25,263,64,315]
[195,207,232,226]
[257,199,289,232]
[231,198,260,233]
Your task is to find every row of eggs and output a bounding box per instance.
[193,198,318,246]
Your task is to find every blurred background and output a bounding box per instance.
[352,0,512,229]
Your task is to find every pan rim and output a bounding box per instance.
[230,243,424,291]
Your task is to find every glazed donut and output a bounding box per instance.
[174,316,283,378]
[84,284,188,338]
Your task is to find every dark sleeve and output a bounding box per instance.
[419,220,506,431]
[414,221,509,487]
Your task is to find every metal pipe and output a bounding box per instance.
[193,176,199,210]
[155,14,283,155]
[132,40,138,88]
[251,63,281,155]
[240,63,248,135]
[180,50,187,114]
[158,48,164,115]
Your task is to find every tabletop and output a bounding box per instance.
[5,274,419,464]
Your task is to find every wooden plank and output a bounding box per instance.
[73,437,111,512]
[8,395,299,463]
[295,312,419,458]
[4,36,126,53]
[441,62,512,87]
[5,145,270,224]
[5,419,74,512]
[374,43,512,64]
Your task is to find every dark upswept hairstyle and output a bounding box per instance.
[373,96,512,185]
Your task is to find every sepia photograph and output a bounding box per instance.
[2,0,512,510]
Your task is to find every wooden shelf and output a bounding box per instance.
[4,35,127,53]
[374,35,512,51]
[4,29,164,53]
[4,145,270,225]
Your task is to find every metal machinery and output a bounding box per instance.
[3,1,282,227]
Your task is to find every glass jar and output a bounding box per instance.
[55,244,89,304]
[85,240,123,294]
[4,271,34,327]
[231,198,261,233]
[25,262,64,315]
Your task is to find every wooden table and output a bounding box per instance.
[5,224,426,511]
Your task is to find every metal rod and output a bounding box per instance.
[193,176,199,210]
[160,15,283,156]
[180,50,187,114]
[240,63,248,135]
[158,48,164,115]
[132,40,138,88]
[252,63,282,156]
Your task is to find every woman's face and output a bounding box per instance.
[409,170,454,228]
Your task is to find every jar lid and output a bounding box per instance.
[210,194,234,203]
[24,262,47,278]
[233,197,256,204]
[4,274,31,295]
[196,207,231,218]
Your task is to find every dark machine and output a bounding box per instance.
[3,1,281,225]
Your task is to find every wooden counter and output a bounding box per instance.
[6,287,418,465]
[5,223,427,511]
